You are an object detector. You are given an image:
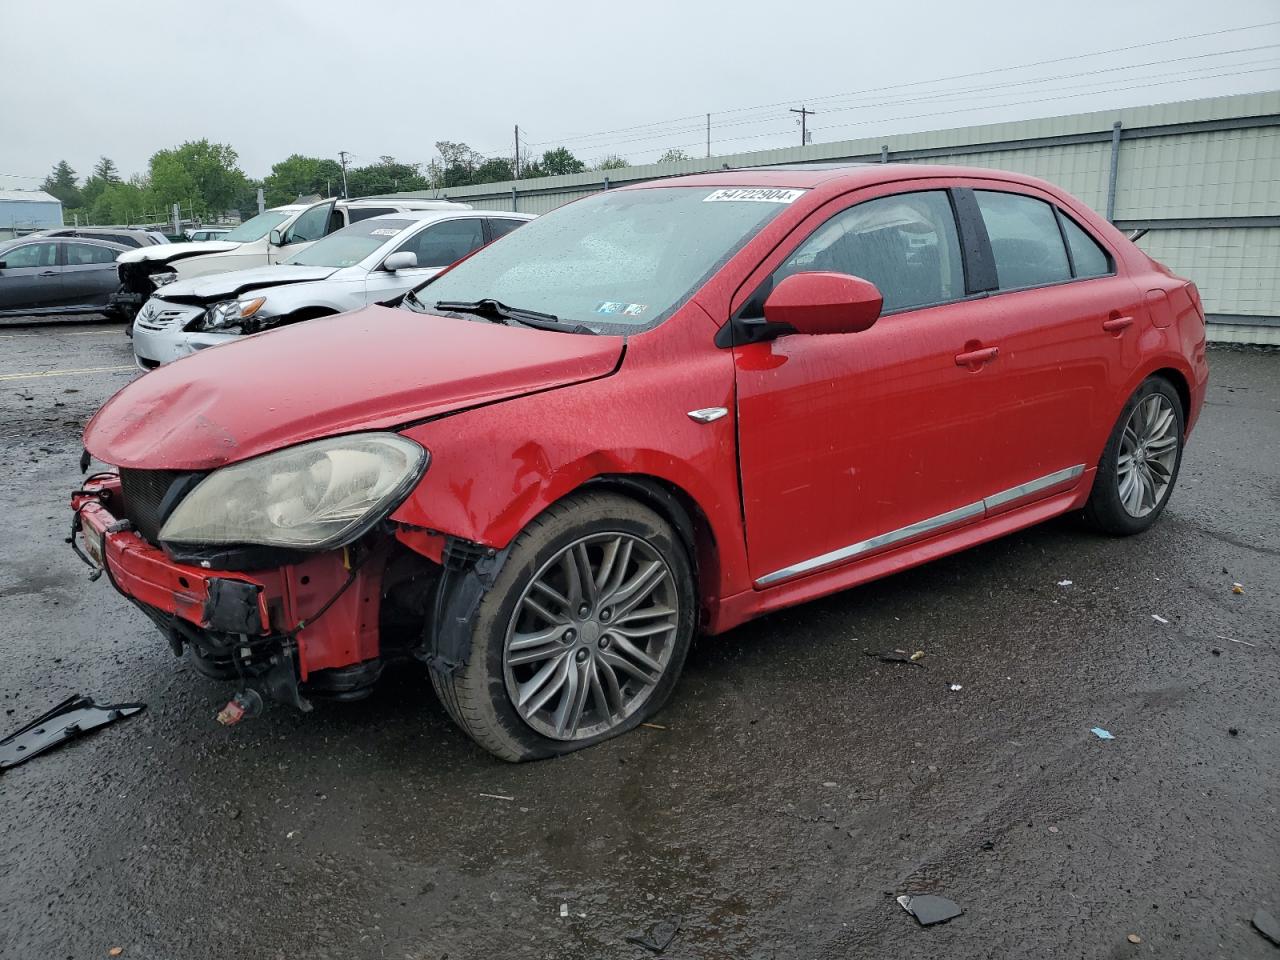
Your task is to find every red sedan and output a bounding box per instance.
[71,165,1208,761]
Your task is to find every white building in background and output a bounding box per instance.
[0,189,64,239]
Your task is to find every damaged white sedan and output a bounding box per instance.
[131,209,531,368]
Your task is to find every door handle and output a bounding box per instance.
[39,270,58,276]
[1102,315,1134,332]
[955,346,999,366]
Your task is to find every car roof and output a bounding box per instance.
[2,235,129,250]
[362,209,530,224]
[623,163,1059,194]
[342,197,467,209]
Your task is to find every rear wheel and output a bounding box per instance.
[429,492,696,762]
[1084,376,1185,535]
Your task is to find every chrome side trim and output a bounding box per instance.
[754,464,1087,588]
[756,500,985,587]
[687,407,728,423]
[982,464,1085,511]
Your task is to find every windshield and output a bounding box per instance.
[410,186,799,332]
[220,210,292,243]
[283,218,413,268]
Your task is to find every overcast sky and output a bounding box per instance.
[1,0,1277,187]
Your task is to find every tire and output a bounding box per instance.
[1083,376,1185,535]
[429,492,696,762]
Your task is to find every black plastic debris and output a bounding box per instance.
[626,918,681,954]
[897,894,964,926]
[1253,908,1280,948]
[0,695,145,771]
[865,649,925,667]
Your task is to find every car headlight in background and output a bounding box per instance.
[159,433,428,551]
[190,296,267,332]
[149,271,178,289]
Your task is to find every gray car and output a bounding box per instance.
[0,236,130,318]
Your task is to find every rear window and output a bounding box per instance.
[975,191,1071,290]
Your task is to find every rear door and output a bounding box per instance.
[732,185,1000,587]
[60,242,122,308]
[0,241,62,312]
[958,186,1137,511]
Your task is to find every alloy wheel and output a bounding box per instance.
[1117,392,1179,517]
[502,532,680,741]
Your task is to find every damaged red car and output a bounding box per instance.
[71,164,1208,761]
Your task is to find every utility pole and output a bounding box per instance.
[789,105,815,146]
[706,113,711,158]
[338,150,351,198]
[514,125,520,178]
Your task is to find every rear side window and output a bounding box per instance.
[65,243,119,265]
[347,207,396,223]
[773,190,964,313]
[1059,215,1112,279]
[488,218,526,240]
[975,191,1070,290]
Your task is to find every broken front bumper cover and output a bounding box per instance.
[70,477,389,707]
[0,695,145,771]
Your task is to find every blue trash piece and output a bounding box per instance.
[1090,727,1115,740]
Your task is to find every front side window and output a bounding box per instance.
[1,242,58,268]
[488,218,526,240]
[283,217,414,268]
[976,191,1070,290]
[412,186,796,332]
[284,202,334,244]
[65,242,119,265]
[396,218,485,268]
[221,210,291,243]
[771,190,964,313]
[1060,215,1112,279]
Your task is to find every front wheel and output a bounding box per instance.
[429,492,696,762]
[1083,376,1185,535]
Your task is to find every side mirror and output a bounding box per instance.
[382,251,418,272]
[763,271,883,335]
[269,229,284,246]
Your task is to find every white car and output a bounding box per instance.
[113,197,470,319]
[132,209,531,368]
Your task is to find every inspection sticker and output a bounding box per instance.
[596,301,648,316]
[370,228,402,236]
[703,188,805,204]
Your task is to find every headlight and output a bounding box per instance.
[190,296,267,332]
[159,433,428,551]
[150,271,178,289]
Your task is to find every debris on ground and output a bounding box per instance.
[1253,908,1280,947]
[108,948,124,957]
[1151,614,1170,625]
[559,903,569,918]
[1057,580,1073,587]
[640,722,667,731]
[1091,727,1115,740]
[1230,727,1239,736]
[1232,582,1245,595]
[0,695,145,770]
[896,894,964,926]
[1219,635,1257,647]
[865,649,925,667]
[625,918,681,954]
[949,683,963,692]
[478,793,514,801]
[1126,933,1142,944]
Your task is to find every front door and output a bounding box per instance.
[0,241,62,312]
[273,200,335,263]
[733,188,999,587]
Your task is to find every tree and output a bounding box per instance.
[42,160,82,208]
[472,157,514,184]
[88,181,149,226]
[532,147,585,177]
[263,154,344,206]
[148,140,247,215]
[92,157,121,183]
[435,141,484,188]
[596,155,629,170]
[346,156,428,197]
[657,148,691,163]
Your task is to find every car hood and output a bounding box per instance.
[117,240,241,264]
[85,305,624,470]
[157,264,338,304]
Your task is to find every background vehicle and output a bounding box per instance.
[187,228,231,242]
[73,165,1207,762]
[112,197,473,319]
[33,226,167,247]
[132,210,531,368]
[0,236,129,317]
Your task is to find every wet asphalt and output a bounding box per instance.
[0,319,1276,960]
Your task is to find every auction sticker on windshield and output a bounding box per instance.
[703,188,805,203]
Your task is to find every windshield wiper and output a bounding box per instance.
[433,298,598,335]
[402,288,427,312]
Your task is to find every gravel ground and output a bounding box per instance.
[0,322,1277,959]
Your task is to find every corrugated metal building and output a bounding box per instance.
[394,91,1280,344]
[0,189,64,238]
